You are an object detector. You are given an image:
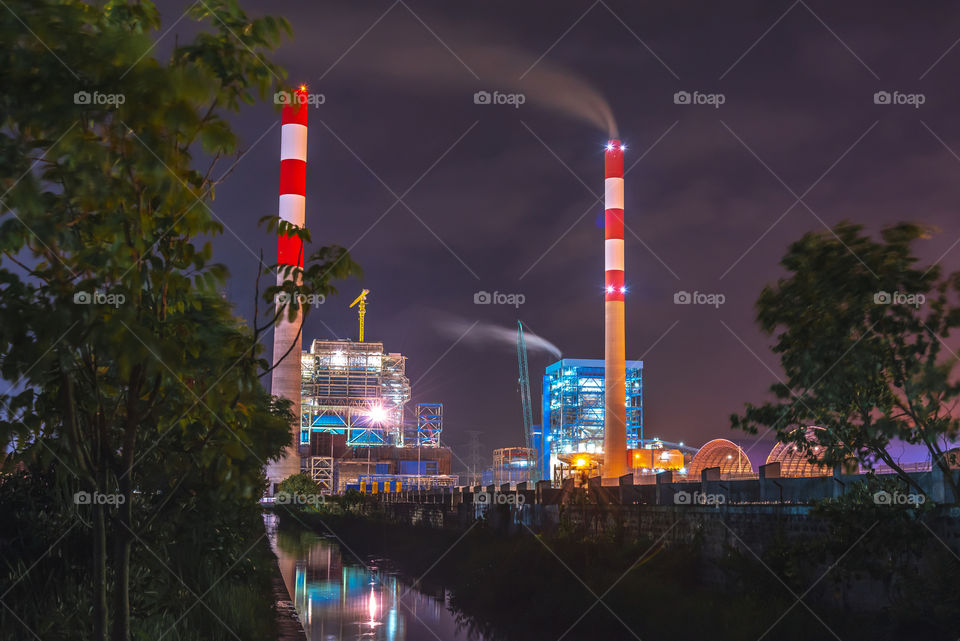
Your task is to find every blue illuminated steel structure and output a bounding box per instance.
[541,358,643,481]
[300,339,411,447]
[414,403,443,447]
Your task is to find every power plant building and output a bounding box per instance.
[541,358,643,483]
[300,339,411,447]
[297,338,454,493]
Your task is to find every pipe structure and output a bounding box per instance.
[603,139,627,481]
[266,88,308,490]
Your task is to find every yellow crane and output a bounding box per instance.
[349,289,370,342]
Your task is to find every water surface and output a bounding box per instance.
[266,513,487,641]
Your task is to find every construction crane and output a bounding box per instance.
[516,321,534,454]
[349,289,370,342]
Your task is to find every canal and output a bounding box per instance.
[265,513,488,641]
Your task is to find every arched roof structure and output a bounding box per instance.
[688,439,753,477]
[766,427,831,477]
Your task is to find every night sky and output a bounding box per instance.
[156,1,960,471]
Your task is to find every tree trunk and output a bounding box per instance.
[93,487,108,641]
[113,367,140,641]
[111,479,132,641]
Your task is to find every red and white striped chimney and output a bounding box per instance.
[603,139,628,481]
[266,88,308,489]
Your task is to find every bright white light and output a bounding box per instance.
[619,286,626,294]
[606,285,615,293]
[679,467,687,474]
[606,143,614,151]
[367,588,378,626]
[620,143,627,151]
[369,405,388,423]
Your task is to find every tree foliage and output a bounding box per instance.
[732,222,960,502]
[0,1,358,639]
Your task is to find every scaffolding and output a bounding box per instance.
[303,456,335,494]
[542,358,643,481]
[300,339,411,447]
[415,403,443,447]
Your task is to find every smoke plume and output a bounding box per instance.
[314,22,617,136]
[436,317,561,359]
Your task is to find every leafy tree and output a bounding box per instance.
[0,1,358,640]
[732,223,960,503]
[276,472,323,502]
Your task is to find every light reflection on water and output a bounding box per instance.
[265,513,486,641]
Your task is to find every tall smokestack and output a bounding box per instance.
[266,88,308,490]
[603,139,627,482]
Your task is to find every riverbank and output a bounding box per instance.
[269,559,306,641]
[275,507,936,641]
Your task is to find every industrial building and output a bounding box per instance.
[294,338,454,493]
[492,447,537,486]
[300,339,411,447]
[541,358,643,484]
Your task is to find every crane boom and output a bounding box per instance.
[349,289,370,342]
[517,321,533,452]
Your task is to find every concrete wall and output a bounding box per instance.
[359,470,960,560]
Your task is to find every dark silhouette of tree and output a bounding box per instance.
[733,222,960,503]
[0,2,358,639]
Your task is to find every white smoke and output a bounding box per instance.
[311,21,617,136]
[437,317,561,359]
